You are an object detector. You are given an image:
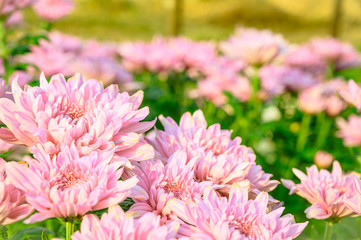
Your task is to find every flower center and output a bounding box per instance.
[229,220,256,238]
[65,104,85,120]
[163,182,182,198]
[54,169,87,191]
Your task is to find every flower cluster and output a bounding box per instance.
[24,32,134,89]
[147,110,279,196]
[167,184,308,239]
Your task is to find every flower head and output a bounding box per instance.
[0,158,33,225]
[260,65,318,97]
[167,184,307,239]
[0,73,154,167]
[33,0,74,21]
[337,115,361,147]
[285,45,326,76]
[5,144,138,223]
[193,57,250,105]
[148,110,278,195]
[282,161,357,219]
[298,79,347,116]
[71,205,179,240]
[339,80,361,112]
[220,27,288,66]
[125,151,212,220]
[314,151,334,169]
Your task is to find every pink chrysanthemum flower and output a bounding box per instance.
[314,150,334,169]
[0,0,33,15]
[335,43,361,71]
[148,110,278,195]
[167,184,308,239]
[285,45,326,76]
[71,205,179,240]
[339,80,361,112]
[298,79,347,116]
[118,37,217,74]
[193,57,250,106]
[0,73,154,167]
[5,144,138,223]
[281,161,357,220]
[344,175,361,215]
[24,32,134,89]
[336,115,361,147]
[0,158,33,225]
[32,0,74,21]
[309,37,361,70]
[125,151,212,221]
[260,65,319,97]
[220,27,289,66]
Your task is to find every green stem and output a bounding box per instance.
[296,114,312,152]
[65,220,75,240]
[0,20,8,82]
[315,113,332,149]
[323,221,333,240]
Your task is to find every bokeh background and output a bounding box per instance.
[23,0,361,47]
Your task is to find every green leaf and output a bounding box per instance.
[0,226,8,240]
[41,230,49,240]
[8,227,52,240]
[0,150,13,159]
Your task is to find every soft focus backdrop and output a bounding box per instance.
[23,0,361,46]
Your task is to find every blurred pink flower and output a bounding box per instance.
[5,10,23,27]
[33,0,74,21]
[220,27,289,66]
[5,144,138,223]
[285,45,326,76]
[9,70,33,87]
[339,80,361,111]
[24,32,134,88]
[167,184,307,239]
[298,79,347,116]
[314,151,334,169]
[0,73,155,167]
[118,37,217,74]
[309,38,360,71]
[148,110,278,195]
[0,0,33,15]
[71,57,134,89]
[125,151,212,220]
[337,115,361,147]
[282,161,357,219]
[194,56,250,105]
[310,37,346,62]
[24,38,76,76]
[335,43,361,70]
[72,205,179,240]
[260,65,318,96]
[0,158,33,225]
